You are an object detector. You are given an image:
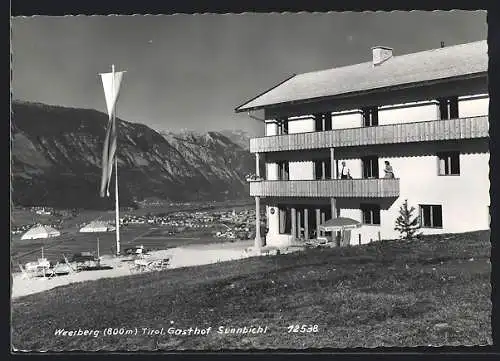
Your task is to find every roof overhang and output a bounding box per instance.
[235,71,487,114]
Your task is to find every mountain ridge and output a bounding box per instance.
[11,101,255,209]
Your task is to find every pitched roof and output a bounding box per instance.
[235,40,487,112]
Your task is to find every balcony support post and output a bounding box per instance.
[291,207,297,241]
[331,197,338,219]
[255,153,260,178]
[321,211,326,237]
[297,209,302,239]
[316,208,321,239]
[304,208,309,240]
[331,197,340,246]
[330,148,336,179]
[254,196,263,249]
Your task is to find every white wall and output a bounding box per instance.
[265,121,277,136]
[265,206,293,247]
[264,96,489,137]
[266,162,279,181]
[265,151,489,246]
[288,117,315,134]
[331,111,363,130]
[379,101,439,125]
[262,95,490,247]
[343,151,490,243]
[266,205,279,235]
[289,161,314,180]
[458,95,489,118]
[338,209,381,244]
[265,161,314,180]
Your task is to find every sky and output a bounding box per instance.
[11,11,487,136]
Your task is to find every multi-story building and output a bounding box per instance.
[235,40,489,248]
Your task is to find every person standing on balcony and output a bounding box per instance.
[340,161,352,179]
[384,161,395,178]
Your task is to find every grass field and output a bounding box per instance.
[11,230,491,350]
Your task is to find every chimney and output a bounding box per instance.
[372,46,393,66]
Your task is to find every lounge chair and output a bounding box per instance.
[129,258,170,273]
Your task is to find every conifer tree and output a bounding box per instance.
[394,199,421,240]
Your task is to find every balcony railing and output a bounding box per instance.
[250,116,488,153]
[249,178,400,198]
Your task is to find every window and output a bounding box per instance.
[314,159,332,180]
[438,97,459,120]
[362,156,379,179]
[277,118,289,135]
[277,161,289,180]
[362,107,379,127]
[361,204,381,225]
[419,205,443,228]
[314,113,332,131]
[437,152,460,176]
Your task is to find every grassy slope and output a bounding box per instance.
[11,231,491,350]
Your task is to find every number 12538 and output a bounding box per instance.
[287,325,319,333]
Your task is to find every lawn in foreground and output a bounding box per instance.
[11,231,491,350]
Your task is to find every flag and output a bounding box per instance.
[99,69,125,197]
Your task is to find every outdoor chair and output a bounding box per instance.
[51,261,72,276]
[129,258,169,273]
[62,255,78,274]
[19,264,35,279]
[150,258,170,271]
[44,267,56,278]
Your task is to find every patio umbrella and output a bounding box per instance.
[318,217,361,232]
[19,224,62,277]
[21,224,61,240]
[78,219,115,258]
[318,217,361,246]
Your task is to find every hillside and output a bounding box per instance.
[11,231,491,349]
[10,101,255,209]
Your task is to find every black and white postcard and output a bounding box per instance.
[10,10,492,351]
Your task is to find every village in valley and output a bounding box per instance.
[11,204,263,241]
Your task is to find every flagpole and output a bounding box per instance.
[112,64,121,256]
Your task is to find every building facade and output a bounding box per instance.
[236,41,489,248]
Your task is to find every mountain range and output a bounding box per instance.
[11,101,257,209]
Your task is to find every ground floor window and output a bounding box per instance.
[419,204,443,228]
[360,204,381,225]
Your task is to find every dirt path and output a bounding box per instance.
[11,240,255,299]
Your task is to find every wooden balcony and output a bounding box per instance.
[250,178,400,198]
[250,116,488,153]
